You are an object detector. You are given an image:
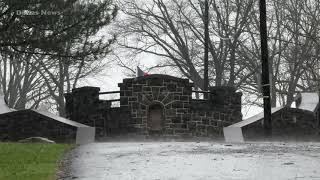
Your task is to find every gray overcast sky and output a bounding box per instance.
[76,5,265,119]
[78,55,264,119]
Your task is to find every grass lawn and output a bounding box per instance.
[0,143,72,180]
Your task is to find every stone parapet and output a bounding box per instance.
[65,75,243,137]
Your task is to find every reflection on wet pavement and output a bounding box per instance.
[63,142,320,180]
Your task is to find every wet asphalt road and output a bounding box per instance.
[59,141,320,180]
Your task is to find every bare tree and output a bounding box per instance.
[116,0,254,89]
[117,0,320,109]
[0,47,49,109]
[0,0,118,115]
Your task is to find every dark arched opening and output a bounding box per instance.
[148,103,164,133]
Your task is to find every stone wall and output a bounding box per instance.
[118,75,194,136]
[243,107,319,140]
[66,75,243,137]
[65,87,111,125]
[188,86,242,136]
[0,110,77,143]
[65,87,132,137]
[87,107,132,137]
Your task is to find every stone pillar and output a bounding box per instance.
[209,86,242,122]
[64,93,73,119]
[64,86,100,125]
[209,86,236,105]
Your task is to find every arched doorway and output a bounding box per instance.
[148,103,164,133]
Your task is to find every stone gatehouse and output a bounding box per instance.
[65,74,242,137]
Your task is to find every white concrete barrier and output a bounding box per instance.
[223,127,244,143]
[223,107,283,143]
[296,92,319,112]
[0,95,12,114]
[223,92,320,143]
[33,109,95,145]
[76,127,96,145]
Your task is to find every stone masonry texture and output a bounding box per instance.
[65,75,243,137]
[65,75,319,138]
[0,110,77,143]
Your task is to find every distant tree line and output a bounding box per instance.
[116,0,320,108]
[0,0,319,116]
[0,0,117,115]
